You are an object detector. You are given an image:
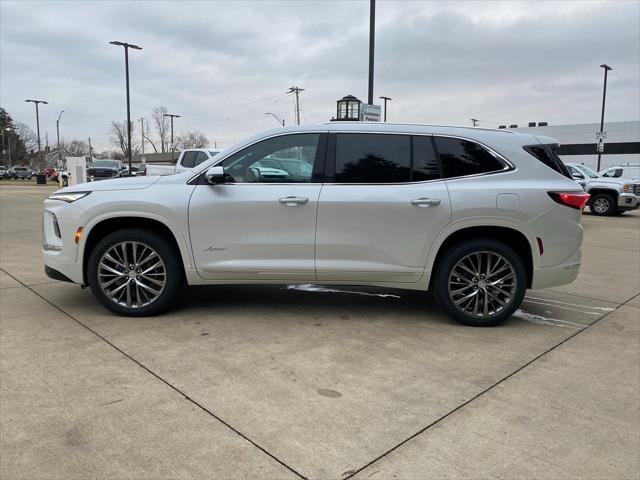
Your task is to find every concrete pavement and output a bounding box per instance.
[1,183,638,479]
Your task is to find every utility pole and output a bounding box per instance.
[110,40,142,174]
[163,113,180,163]
[88,137,93,160]
[6,130,11,167]
[368,0,376,104]
[139,117,145,154]
[1,128,5,165]
[379,96,391,122]
[471,118,479,127]
[596,64,612,171]
[56,110,64,149]
[45,132,49,149]
[25,99,47,166]
[288,86,305,125]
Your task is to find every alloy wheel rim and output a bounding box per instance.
[593,198,609,213]
[448,251,516,318]
[98,241,166,308]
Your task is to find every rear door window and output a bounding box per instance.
[434,137,505,178]
[334,133,410,183]
[412,136,441,181]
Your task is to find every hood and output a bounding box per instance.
[56,175,161,193]
[593,176,638,185]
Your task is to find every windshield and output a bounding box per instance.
[91,160,119,168]
[576,164,598,178]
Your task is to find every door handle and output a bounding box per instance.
[279,196,309,206]
[411,198,441,207]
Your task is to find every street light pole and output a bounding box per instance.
[597,64,612,171]
[25,99,48,166]
[368,0,376,105]
[139,117,146,155]
[110,41,142,174]
[265,112,285,126]
[378,96,391,122]
[163,113,180,163]
[56,110,64,149]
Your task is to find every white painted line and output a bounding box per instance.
[525,295,615,311]
[522,299,602,315]
[513,309,586,329]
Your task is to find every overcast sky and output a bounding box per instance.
[1,0,639,152]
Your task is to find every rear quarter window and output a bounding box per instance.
[523,144,572,178]
[434,137,505,178]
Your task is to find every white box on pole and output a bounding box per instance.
[66,156,87,186]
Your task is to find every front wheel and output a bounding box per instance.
[589,193,616,216]
[87,228,183,316]
[432,239,527,326]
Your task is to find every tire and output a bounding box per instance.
[87,228,184,316]
[432,238,527,327]
[589,193,616,216]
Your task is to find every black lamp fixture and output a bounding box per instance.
[335,95,362,121]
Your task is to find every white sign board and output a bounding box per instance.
[360,104,382,122]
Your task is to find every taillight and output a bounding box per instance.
[548,191,590,210]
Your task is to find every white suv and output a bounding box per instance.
[42,123,587,326]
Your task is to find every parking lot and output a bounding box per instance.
[0,183,638,479]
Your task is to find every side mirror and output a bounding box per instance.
[205,165,226,184]
[572,173,584,180]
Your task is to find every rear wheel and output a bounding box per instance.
[433,239,527,326]
[589,193,616,216]
[87,228,183,316]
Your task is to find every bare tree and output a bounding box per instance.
[67,139,89,156]
[110,121,140,159]
[151,106,169,153]
[143,133,159,153]
[14,122,38,152]
[176,131,209,150]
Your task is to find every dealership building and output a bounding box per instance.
[509,120,639,173]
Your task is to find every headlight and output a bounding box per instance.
[48,191,91,203]
[622,184,632,193]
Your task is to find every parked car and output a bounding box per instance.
[11,166,33,180]
[598,164,640,181]
[86,160,125,180]
[129,165,146,176]
[145,149,221,176]
[566,162,640,216]
[43,166,57,178]
[43,124,588,326]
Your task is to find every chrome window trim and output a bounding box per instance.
[189,130,515,186]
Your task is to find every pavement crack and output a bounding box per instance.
[1,267,308,480]
[343,291,639,480]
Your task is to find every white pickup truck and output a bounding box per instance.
[145,149,221,176]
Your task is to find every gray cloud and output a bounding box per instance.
[1,0,638,152]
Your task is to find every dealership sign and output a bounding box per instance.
[360,104,381,122]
